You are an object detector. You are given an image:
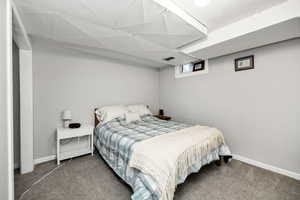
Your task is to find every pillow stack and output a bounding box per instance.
[95,104,152,125]
[125,112,141,124]
[95,105,127,124]
[127,104,152,116]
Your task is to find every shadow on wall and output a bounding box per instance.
[13,40,20,169]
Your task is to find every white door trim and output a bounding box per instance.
[19,50,34,174]
[12,0,34,174]
[0,0,14,199]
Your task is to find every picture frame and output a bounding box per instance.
[193,60,205,72]
[235,55,254,71]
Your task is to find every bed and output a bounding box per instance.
[94,105,231,200]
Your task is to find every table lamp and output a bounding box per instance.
[62,110,72,128]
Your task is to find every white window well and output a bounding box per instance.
[175,60,208,78]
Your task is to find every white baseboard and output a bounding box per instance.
[233,154,300,181]
[34,155,56,165]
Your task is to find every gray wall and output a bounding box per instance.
[13,41,20,168]
[32,40,160,159]
[159,38,300,174]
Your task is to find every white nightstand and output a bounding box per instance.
[56,125,94,165]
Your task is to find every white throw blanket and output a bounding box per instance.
[129,125,226,200]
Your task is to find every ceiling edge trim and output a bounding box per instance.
[151,0,207,36]
[181,0,300,54]
[12,0,31,50]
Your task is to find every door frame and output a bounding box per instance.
[12,1,34,174]
[0,0,14,199]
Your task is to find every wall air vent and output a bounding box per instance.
[163,57,175,61]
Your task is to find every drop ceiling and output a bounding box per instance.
[14,0,207,67]
[14,0,295,68]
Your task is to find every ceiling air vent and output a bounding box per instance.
[163,57,175,61]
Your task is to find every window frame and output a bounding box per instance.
[175,60,208,79]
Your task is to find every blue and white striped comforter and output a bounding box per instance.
[95,115,230,200]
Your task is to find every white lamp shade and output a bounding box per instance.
[62,110,72,120]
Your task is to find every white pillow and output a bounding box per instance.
[95,105,128,124]
[125,112,141,124]
[127,104,152,116]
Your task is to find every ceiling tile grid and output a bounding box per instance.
[14,0,206,66]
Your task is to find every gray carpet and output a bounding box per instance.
[15,153,300,200]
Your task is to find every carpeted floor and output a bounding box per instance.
[15,153,300,200]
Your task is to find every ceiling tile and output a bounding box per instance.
[14,0,206,67]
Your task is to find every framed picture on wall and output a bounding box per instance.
[193,60,205,71]
[235,55,254,71]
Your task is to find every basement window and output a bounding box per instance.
[175,60,208,78]
[182,63,194,73]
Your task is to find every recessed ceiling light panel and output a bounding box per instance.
[194,0,211,7]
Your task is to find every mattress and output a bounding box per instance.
[94,115,230,200]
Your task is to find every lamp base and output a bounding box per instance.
[64,120,70,128]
